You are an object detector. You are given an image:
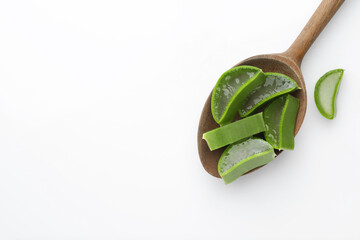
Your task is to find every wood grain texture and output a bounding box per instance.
[197,0,344,178]
[284,0,345,66]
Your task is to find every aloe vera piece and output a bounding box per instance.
[263,94,299,150]
[218,138,275,184]
[211,66,265,126]
[314,69,344,119]
[203,112,265,151]
[239,72,299,117]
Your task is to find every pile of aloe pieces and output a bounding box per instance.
[203,66,300,184]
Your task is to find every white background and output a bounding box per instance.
[0,0,359,239]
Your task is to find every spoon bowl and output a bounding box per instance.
[197,0,344,178]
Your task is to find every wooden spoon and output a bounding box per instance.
[197,0,345,178]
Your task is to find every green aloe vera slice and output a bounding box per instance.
[314,69,344,119]
[263,94,299,150]
[211,66,265,125]
[239,72,300,117]
[203,112,265,151]
[218,138,275,184]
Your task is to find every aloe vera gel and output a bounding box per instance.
[218,138,275,184]
[240,72,299,117]
[211,66,265,126]
[203,113,265,150]
[314,69,344,119]
[204,65,300,183]
[263,94,299,150]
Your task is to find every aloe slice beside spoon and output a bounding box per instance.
[314,69,344,119]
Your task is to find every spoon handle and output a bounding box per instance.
[283,0,345,66]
